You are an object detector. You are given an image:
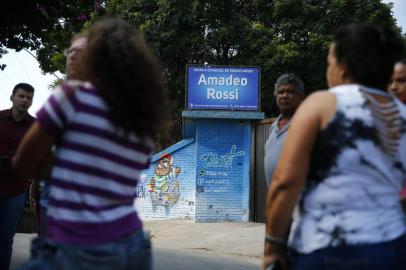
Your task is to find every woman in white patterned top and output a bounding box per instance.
[262,24,406,270]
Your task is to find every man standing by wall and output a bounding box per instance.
[0,83,35,270]
[264,73,304,186]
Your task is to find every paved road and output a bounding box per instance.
[11,220,264,270]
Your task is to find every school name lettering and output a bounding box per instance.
[198,74,248,86]
[198,74,248,100]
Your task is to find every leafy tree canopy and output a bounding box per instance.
[101,0,402,117]
[0,0,106,72]
[2,0,403,119]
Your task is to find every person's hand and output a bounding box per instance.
[262,253,288,270]
[261,241,289,270]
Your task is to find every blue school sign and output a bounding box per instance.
[186,65,260,111]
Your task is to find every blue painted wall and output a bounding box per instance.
[135,111,262,222]
[195,119,251,222]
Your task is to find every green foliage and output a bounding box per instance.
[0,1,107,73]
[101,0,401,117]
[2,0,403,120]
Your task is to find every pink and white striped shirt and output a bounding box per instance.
[37,80,153,244]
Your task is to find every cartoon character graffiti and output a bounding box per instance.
[148,154,181,208]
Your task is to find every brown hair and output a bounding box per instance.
[82,18,171,144]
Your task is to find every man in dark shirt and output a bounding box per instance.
[0,83,35,270]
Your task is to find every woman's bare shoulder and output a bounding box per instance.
[297,90,335,114]
[307,90,335,102]
[290,90,337,130]
[301,90,336,127]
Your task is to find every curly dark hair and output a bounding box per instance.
[82,18,171,143]
[333,23,404,90]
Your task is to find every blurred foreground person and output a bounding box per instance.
[37,32,88,237]
[262,24,406,270]
[65,32,87,80]
[389,59,406,103]
[388,59,406,212]
[13,19,170,270]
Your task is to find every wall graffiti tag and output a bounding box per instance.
[199,145,245,168]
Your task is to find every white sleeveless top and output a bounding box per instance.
[288,84,406,254]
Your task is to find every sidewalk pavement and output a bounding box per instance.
[11,219,265,270]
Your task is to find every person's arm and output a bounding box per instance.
[401,187,406,213]
[12,122,55,180]
[262,91,336,270]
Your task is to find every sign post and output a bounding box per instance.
[135,65,264,222]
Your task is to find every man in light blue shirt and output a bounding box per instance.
[264,73,305,186]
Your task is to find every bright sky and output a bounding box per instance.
[0,1,405,115]
[384,0,406,33]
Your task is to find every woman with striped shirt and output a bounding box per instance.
[13,19,171,270]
